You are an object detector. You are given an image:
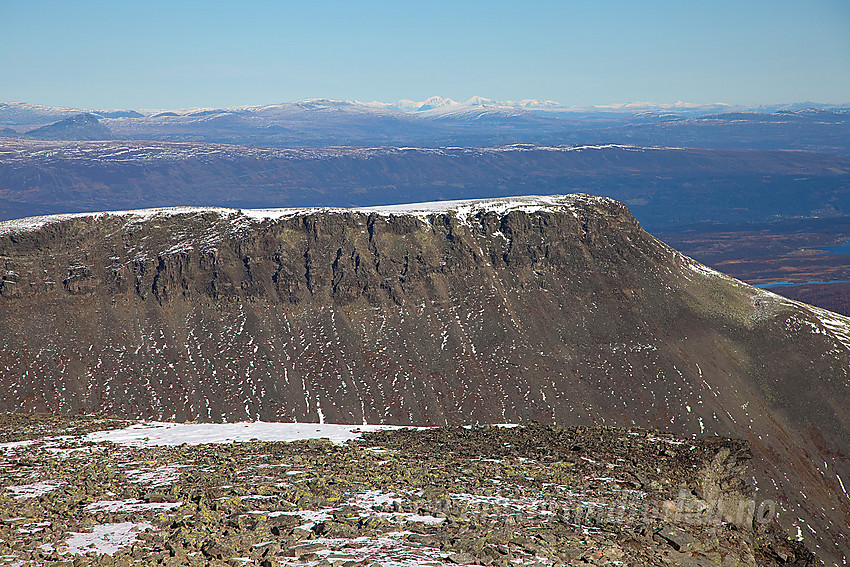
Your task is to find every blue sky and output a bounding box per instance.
[1,0,848,109]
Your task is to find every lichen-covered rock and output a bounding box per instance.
[0,420,821,567]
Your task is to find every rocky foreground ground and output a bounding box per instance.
[0,415,813,567]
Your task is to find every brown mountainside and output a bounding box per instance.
[1,194,849,563]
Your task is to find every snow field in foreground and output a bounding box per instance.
[84,421,412,446]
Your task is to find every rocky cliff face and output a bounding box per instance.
[1,194,849,563]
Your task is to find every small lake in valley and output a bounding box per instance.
[817,239,850,255]
[754,280,850,288]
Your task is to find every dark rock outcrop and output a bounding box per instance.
[0,194,849,563]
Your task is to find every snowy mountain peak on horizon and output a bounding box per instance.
[304,96,849,116]
[590,100,730,111]
[394,96,459,112]
[388,96,561,112]
[3,98,849,122]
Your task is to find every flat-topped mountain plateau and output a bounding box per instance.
[1,195,849,562]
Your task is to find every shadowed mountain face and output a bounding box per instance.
[0,195,848,563]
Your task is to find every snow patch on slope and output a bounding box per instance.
[85,421,409,446]
[808,305,850,352]
[7,480,65,499]
[85,499,183,513]
[61,522,152,556]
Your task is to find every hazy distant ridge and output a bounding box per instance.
[2,97,847,124]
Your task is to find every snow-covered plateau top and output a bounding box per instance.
[0,194,613,237]
[356,194,605,217]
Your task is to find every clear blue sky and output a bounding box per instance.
[1,0,848,109]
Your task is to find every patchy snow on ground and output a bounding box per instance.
[84,499,183,513]
[6,480,65,499]
[124,464,188,487]
[61,522,153,556]
[262,509,336,530]
[85,421,409,446]
[0,440,38,452]
[304,533,459,567]
[351,489,398,509]
[809,305,850,352]
[348,490,446,525]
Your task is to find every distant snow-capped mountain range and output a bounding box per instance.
[362,95,741,113]
[362,95,565,112]
[2,97,848,154]
[1,96,846,126]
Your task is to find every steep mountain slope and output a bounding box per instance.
[0,195,848,563]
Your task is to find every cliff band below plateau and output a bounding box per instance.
[1,194,849,563]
